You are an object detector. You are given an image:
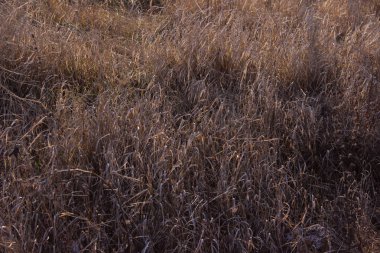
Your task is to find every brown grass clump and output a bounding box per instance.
[0,0,379,252]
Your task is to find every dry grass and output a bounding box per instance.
[0,0,379,252]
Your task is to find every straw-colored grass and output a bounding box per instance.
[1,0,379,252]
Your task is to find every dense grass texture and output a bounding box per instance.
[0,0,379,252]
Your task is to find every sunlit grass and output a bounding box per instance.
[0,0,379,252]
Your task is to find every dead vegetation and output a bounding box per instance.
[0,0,379,252]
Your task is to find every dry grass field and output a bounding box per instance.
[0,0,379,252]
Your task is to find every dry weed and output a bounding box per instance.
[0,0,379,252]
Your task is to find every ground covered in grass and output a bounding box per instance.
[0,0,379,252]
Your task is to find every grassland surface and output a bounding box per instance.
[0,0,379,252]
